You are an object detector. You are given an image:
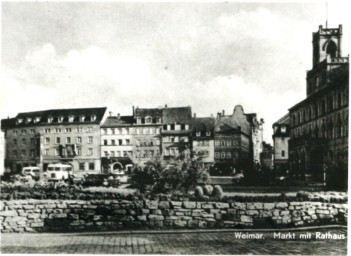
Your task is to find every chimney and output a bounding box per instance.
[217,112,221,119]
[193,113,196,118]
[165,104,168,108]
[132,106,135,115]
[117,113,120,120]
[222,110,225,116]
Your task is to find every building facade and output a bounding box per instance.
[260,142,273,171]
[161,106,192,161]
[213,105,251,175]
[272,113,290,173]
[1,108,107,175]
[100,114,134,173]
[192,115,215,164]
[288,25,349,183]
[246,113,264,167]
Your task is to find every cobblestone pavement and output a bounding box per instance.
[1,228,347,255]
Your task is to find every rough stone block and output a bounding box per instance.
[263,203,275,210]
[188,219,199,228]
[30,222,44,228]
[201,203,213,209]
[240,215,252,223]
[0,211,18,217]
[276,202,288,209]
[137,215,147,221]
[246,210,259,216]
[183,201,196,209]
[174,219,187,227]
[171,201,182,208]
[144,200,158,209]
[148,214,164,221]
[215,202,230,209]
[158,201,170,209]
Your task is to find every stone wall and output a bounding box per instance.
[0,200,347,233]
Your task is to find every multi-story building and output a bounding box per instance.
[288,24,349,183]
[133,107,163,165]
[213,105,251,175]
[272,113,290,173]
[161,106,192,161]
[1,107,107,175]
[100,114,134,173]
[260,142,273,171]
[246,113,264,167]
[192,115,215,164]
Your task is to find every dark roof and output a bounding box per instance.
[192,117,215,131]
[216,106,251,135]
[101,116,133,127]
[134,108,162,119]
[1,107,107,130]
[162,107,191,124]
[273,113,290,126]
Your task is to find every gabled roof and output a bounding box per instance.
[101,116,133,127]
[134,108,162,119]
[162,107,191,124]
[192,117,215,132]
[273,113,290,126]
[1,107,107,130]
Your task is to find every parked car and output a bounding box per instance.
[82,174,121,187]
[47,164,73,181]
[22,167,41,181]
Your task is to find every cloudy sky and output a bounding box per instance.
[1,1,350,159]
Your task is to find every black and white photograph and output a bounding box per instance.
[0,0,349,255]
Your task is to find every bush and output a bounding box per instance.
[194,186,204,198]
[213,185,224,198]
[203,185,213,196]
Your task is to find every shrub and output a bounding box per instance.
[194,186,204,198]
[203,185,213,196]
[213,185,224,198]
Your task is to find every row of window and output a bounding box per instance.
[16,115,97,125]
[13,138,36,145]
[103,139,131,146]
[79,162,95,171]
[215,152,233,159]
[163,124,190,131]
[292,124,348,139]
[44,136,93,145]
[195,131,212,137]
[102,127,161,135]
[104,151,133,157]
[193,140,211,146]
[163,136,189,143]
[43,147,94,156]
[136,117,162,125]
[12,127,94,135]
[163,148,179,156]
[214,140,239,147]
[135,139,160,147]
[135,150,160,158]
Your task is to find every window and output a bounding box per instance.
[30,138,35,145]
[150,128,154,134]
[58,116,64,122]
[221,140,225,146]
[111,129,115,134]
[34,117,41,123]
[88,136,93,143]
[25,117,32,124]
[126,139,130,145]
[76,127,82,133]
[158,118,162,123]
[104,151,108,157]
[116,151,121,157]
[91,115,97,121]
[55,137,61,144]
[55,128,61,133]
[196,132,201,137]
[30,150,35,157]
[221,152,226,158]
[104,140,108,145]
[227,152,231,158]
[77,137,82,143]
[13,150,18,157]
[87,127,93,132]
[21,150,26,157]
[145,116,152,124]
[282,150,285,157]
[156,139,160,146]
[175,124,181,130]
[80,115,85,122]
[45,138,50,145]
[215,152,219,158]
[183,137,189,142]
[68,116,74,122]
[156,128,160,134]
[77,147,82,156]
[13,130,18,135]
[143,128,149,135]
[281,126,286,133]
[13,139,17,145]
[103,129,107,134]
[21,130,27,135]
[30,129,35,134]
[44,149,50,156]
[206,131,211,136]
[55,149,60,156]
[227,140,231,146]
[89,163,95,170]
[88,148,93,156]
[110,151,115,157]
[215,141,220,146]
[66,137,71,144]
[17,118,23,124]
[136,128,141,135]
[65,128,72,133]
[79,163,85,171]
[45,128,51,134]
[48,117,53,123]
[137,117,141,124]
[185,124,189,130]
[118,139,123,145]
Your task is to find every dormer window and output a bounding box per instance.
[281,126,287,133]
[80,115,85,122]
[16,118,23,125]
[145,116,152,124]
[68,115,74,122]
[91,115,97,121]
[196,132,201,137]
[58,116,64,123]
[26,117,32,124]
[137,117,141,124]
[206,131,211,136]
[47,116,53,123]
[34,117,41,123]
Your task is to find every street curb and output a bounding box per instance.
[5,225,347,236]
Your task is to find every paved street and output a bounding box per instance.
[0,228,347,255]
